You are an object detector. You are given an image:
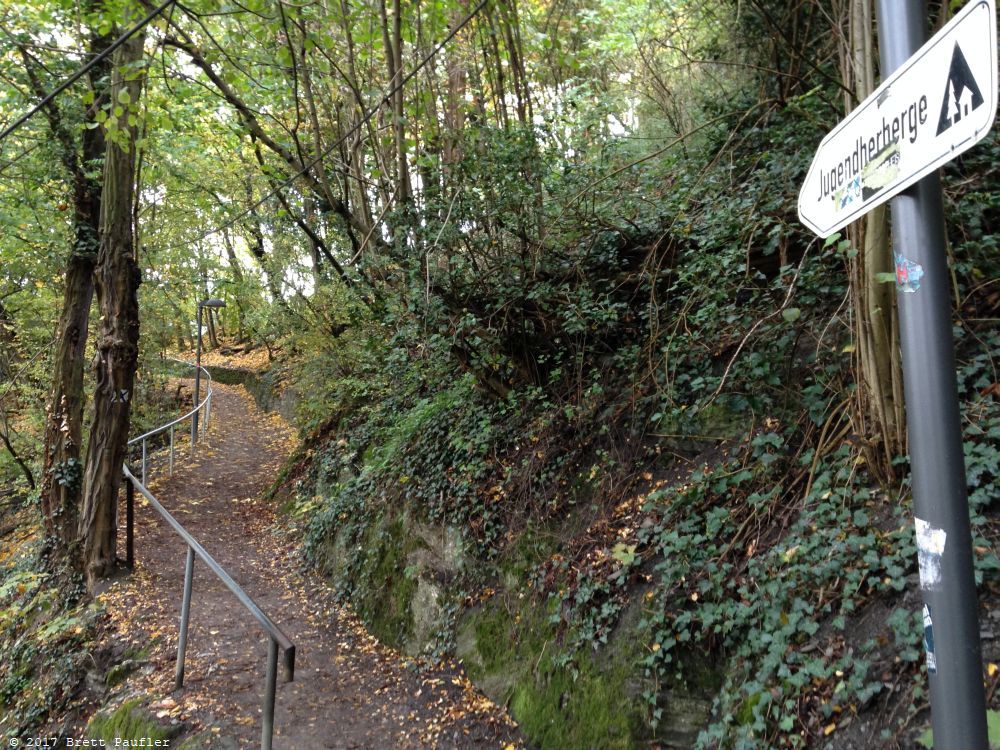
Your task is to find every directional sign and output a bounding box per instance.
[798,0,997,237]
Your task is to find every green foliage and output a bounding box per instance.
[283,55,998,746]
[0,528,97,735]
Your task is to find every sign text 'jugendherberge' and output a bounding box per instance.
[798,0,997,237]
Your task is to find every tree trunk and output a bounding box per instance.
[0,304,34,485]
[221,229,248,340]
[37,15,112,565]
[0,299,14,378]
[206,308,219,349]
[79,28,145,586]
[839,0,904,482]
[0,410,34,489]
[379,0,410,207]
[391,0,409,205]
[40,253,96,552]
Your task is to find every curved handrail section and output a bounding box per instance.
[121,356,295,750]
[128,357,213,446]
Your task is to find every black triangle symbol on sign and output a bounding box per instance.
[936,42,985,135]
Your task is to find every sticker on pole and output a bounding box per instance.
[923,604,937,674]
[915,517,947,591]
[798,0,998,237]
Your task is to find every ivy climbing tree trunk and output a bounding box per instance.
[41,252,96,555]
[79,27,146,586]
[35,14,113,566]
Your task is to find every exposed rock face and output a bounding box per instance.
[307,499,719,748]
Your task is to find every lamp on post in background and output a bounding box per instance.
[191,298,226,446]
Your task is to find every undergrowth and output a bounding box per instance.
[282,79,1000,750]
[0,499,100,736]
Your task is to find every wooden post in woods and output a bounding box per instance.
[79,25,146,586]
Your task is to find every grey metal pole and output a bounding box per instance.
[141,438,148,487]
[262,638,279,750]
[169,425,175,477]
[192,304,203,447]
[125,479,134,569]
[876,3,988,748]
[175,545,196,690]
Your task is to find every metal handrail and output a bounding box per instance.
[128,368,212,443]
[121,358,295,750]
[128,358,214,486]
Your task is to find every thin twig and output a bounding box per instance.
[705,241,815,405]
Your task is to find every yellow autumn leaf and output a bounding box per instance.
[824,722,837,736]
[989,662,998,677]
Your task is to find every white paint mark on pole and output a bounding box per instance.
[915,517,947,591]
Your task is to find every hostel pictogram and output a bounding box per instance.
[936,42,985,134]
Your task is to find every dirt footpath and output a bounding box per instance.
[99,382,524,749]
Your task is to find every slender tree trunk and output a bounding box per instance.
[838,0,904,482]
[221,230,248,340]
[391,0,409,205]
[0,309,34,485]
[304,196,322,281]
[79,28,145,586]
[206,310,219,349]
[242,177,289,309]
[337,0,379,236]
[379,0,410,206]
[0,409,34,489]
[444,24,467,185]
[0,300,15,378]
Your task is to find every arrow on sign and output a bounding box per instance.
[798,0,997,237]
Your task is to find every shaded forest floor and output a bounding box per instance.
[93,381,523,748]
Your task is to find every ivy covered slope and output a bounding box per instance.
[275,93,1000,748]
[1,0,998,745]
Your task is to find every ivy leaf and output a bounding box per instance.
[782,307,801,323]
[611,543,637,566]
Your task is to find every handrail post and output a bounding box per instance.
[192,306,204,446]
[126,479,134,569]
[169,425,175,477]
[202,392,210,445]
[262,638,279,750]
[175,545,196,690]
[141,438,148,486]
